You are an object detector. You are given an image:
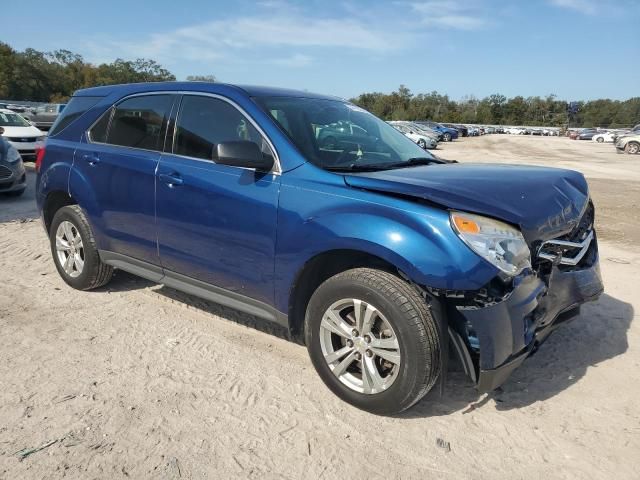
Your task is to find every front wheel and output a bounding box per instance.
[443,132,452,142]
[417,139,427,149]
[596,136,604,143]
[305,268,441,415]
[626,142,640,154]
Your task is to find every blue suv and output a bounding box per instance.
[36,83,603,414]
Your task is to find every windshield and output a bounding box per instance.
[0,111,31,127]
[254,96,435,171]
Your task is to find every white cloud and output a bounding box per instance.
[408,1,489,30]
[97,13,405,67]
[549,0,598,15]
[269,53,313,67]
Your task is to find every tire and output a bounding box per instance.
[443,132,452,142]
[417,139,427,149]
[49,205,113,290]
[596,136,604,143]
[305,268,441,415]
[625,142,640,154]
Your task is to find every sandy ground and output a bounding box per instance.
[0,136,639,479]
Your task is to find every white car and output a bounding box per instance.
[388,122,438,149]
[591,132,615,143]
[0,108,46,161]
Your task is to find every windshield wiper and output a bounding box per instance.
[323,164,392,172]
[374,157,442,169]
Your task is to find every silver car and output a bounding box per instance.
[0,128,27,197]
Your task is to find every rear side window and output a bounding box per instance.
[174,95,271,161]
[106,95,173,151]
[88,107,113,143]
[49,96,102,136]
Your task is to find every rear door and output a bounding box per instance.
[72,93,176,266]
[156,94,280,306]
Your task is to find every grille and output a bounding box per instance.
[536,202,594,267]
[7,137,37,143]
[0,165,13,180]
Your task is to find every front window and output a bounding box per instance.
[0,111,31,127]
[254,96,435,171]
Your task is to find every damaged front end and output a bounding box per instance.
[434,202,604,392]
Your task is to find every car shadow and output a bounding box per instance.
[153,284,294,341]
[92,273,633,417]
[402,293,633,417]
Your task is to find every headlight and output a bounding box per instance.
[450,211,531,276]
[6,145,21,164]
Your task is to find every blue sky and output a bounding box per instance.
[4,0,639,100]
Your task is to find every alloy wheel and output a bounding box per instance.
[319,298,401,394]
[55,220,85,278]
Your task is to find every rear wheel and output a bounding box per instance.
[443,132,452,142]
[417,139,427,149]
[305,268,441,415]
[596,136,604,143]
[49,205,113,290]
[626,142,640,154]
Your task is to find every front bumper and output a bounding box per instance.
[0,164,27,192]
[458,242,603,393]
[8,141,37,161]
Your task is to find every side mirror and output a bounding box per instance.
[215,141,274,171]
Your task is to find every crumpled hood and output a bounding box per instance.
[344,163,590,243]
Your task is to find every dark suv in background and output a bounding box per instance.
[36,82,603,414]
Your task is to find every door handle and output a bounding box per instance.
[159,172,184,187]
[82,154,100,166]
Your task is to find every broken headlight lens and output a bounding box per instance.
[450,211,531,276]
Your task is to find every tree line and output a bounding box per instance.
[0,42,176,103]
[1,43,637,128]
[351,86,640,128]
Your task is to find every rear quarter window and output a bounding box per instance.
[48,96,102,136]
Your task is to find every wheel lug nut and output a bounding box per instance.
[346,339,354,347]
[355,352,362,360]
[366,350,373,358]
[364,335,371,343]
[352,329,359,337]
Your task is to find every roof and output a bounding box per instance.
[74,82,342,101]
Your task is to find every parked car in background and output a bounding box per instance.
[569,130,580,140]
[416,121,459,142]
[615,133,640,154]
[467,126,480,136]
[0,108,46,161]
[442,123,468,137]
[0,128,27,197]
[388,122,438,149]
[36,82,603,414]
[485,127,496,134]
[24,103,66,131]
[317,121,377,151]
[578,128,599,140]
[531,128,543,136]
[592,132,616,143]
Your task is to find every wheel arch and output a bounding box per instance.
[43,190,77,233]
[287,249,401,340]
